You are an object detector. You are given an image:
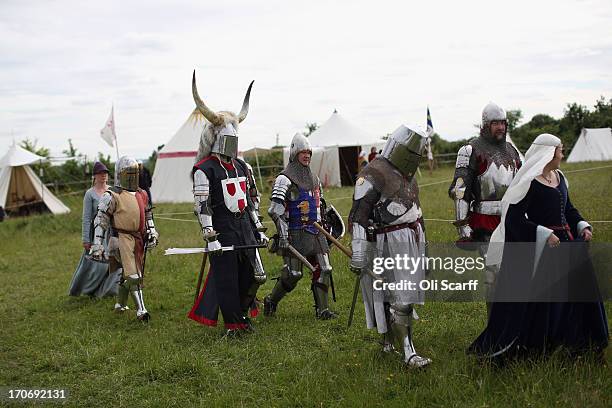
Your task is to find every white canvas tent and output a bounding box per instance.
[283,111,386,187]
[151,110,205,203]
[0,144,70,215]
[567,128,612,163]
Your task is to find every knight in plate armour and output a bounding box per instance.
[264,133,338,320]
[349,124,432,368]
[90,155,159,322]
[187,72,267,336]
[448,102,522,314]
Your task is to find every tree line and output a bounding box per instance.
[429,96,612,156]
[17,96,611,192]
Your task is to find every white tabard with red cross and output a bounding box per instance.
[221,176,247,213]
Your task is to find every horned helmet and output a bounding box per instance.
[192,71,254,160]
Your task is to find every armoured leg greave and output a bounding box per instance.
[126,274,150,322]
[265,258,303,316]
[114,271,130,313]
[241,251,265,315]
[253,250,267,285]
[271,259,302,302]
[312,254,337,319]
[389,305,431,368]
[382,331,395,353]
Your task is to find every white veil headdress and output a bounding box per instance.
[486,133,563,266]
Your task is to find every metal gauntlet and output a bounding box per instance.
[193,169,216,242]
[268,200,289,248]
[450,145,474,240]
[145,211,159,248]
[452,179,472,239]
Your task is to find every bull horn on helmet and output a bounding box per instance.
[192,70,223,126]
[238,80,254,123]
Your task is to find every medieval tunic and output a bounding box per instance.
[188,156,259,329]
[349,158,427,334]
[469,173,608,357]
[105,188,149,279]
[456,137,522,237]
[68,188,119,297]
[279,167,329,270]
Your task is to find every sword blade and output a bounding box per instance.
[165,243,267,256]
[165,247,234,255]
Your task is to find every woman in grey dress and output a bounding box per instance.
[68,162,120,297]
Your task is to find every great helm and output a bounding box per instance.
[114,156,140,192]
[289,133,312,163]
[381,124,428,180]
[481,102,507,141]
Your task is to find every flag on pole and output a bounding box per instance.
[426,106,434,137]
[100,107,117,147]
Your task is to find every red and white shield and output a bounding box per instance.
[221,176,247,213]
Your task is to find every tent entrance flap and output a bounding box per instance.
[6,166,47,215]
[338,146,360,186]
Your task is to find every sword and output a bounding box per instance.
[347,275,360,328]
[330,272,336,302]
[141,241,148,281]
[164,243,267,256]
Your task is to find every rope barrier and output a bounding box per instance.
[156,215,612,224]
[154,163,611,220]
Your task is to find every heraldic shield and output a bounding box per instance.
[221,176,247,213]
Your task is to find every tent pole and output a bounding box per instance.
[40,159,44,203]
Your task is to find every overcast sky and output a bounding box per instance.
[1,0,611,161]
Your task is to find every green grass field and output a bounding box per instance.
[1,162,611,407]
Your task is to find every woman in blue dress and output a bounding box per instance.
[468,133,608,360]
[68,162,120,297]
